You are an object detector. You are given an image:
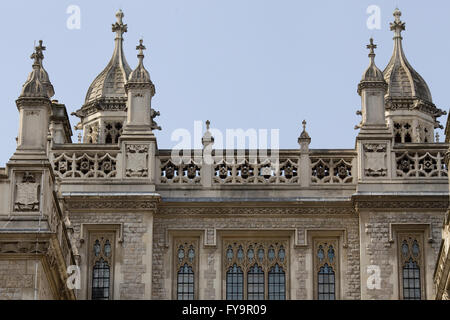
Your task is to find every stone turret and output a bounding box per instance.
[356,38,393,181]
[11,40,54,160]
[119,39,160,183]
[73,10,132,144]
[383,9,446,143]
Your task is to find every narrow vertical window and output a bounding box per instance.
[177,263,194,300]
[90,235,114,300]
[314,240,338,300]
[226,264,244,300]
[247,264,264,300]
[268,264,285,300]
[399,234,424,300]
[175,240,198,300]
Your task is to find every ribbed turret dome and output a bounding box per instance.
[383,9,432,103]
[20,40,55,99]
[84,10,132,105]
[361,38,384,82]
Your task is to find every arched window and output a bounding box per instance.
[177,263,194,300]
[224,241,288,300]
[314,240,338,300]
[90,237,114,300]
[399,235,423,300]
[92,258,110,300]
[318,263,335,300]
[226,264,244,300]
[268,264,285,300]
[175,241,198,300]
[247,264,264,300]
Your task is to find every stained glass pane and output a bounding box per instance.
[226,247,233,261]
[268,247,275,261]
[278,247,285,262]
[188,246,195,262]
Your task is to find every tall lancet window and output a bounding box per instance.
[90,235,114,300]
[224,240,288,300]
[398,234,424,300]
[314,240,339,300]
[175,240,198,300]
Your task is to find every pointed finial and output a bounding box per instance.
[31,40,46,66]
[436,132,440,143]
[299,120,311,140]
[202,120,214,146]
[136,39,146,61]
[112,9,127,39]
[367,38,377,57]
[390,8,405,38]
[116,9,124,24]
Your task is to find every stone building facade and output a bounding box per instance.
[0,9,449,300]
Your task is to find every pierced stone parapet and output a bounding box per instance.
[395,150,447,178]
[51,150,118,179]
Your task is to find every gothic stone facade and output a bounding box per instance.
[0,9,449,300]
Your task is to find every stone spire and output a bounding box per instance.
[359,38,385,84]
[127,39,155,93]
[202,120,214,147]
[298,120,311,152]
[81,10,132,109]
[357,38,388,129]
[122,39,159,135]
[13,41,54,159]
[19,40,55,99]
[383,9,445,127]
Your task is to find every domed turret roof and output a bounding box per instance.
[128,39,151,84]
[383,9,432,103]
[19,40,54,99]
[361,38,384,82]
[84,10,132,105]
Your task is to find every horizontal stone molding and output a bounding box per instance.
[157,203,356,216]
[64,195,160,211]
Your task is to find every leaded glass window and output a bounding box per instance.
[90,234,115,300]
[226,264,244,300]
[174,240,198,300]
[224,240,288,300]
[247,264,264,300]
[314,239,338,300]
[177,263,194,300]
[398,234,424,300]
[268,264,286,300]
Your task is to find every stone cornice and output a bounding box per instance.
[357,81,388,95]
[64,194,161,211]
[157,202,356,216]
[353,194,448,211]
[16,97,52,109]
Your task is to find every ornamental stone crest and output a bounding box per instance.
[125,144,149,177]
[363,144,387,177]
[14,172,40,211]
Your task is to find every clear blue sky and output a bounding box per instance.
[1,0,449,165]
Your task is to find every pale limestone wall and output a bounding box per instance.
[0,259,53,300]
[69,211,153,300]
[152,213,361,300]
[359,211,444,300]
